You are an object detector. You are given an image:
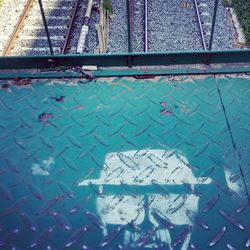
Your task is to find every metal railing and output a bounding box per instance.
[1,50,250,69]
[0,0,243,56]
[0,0,249,71]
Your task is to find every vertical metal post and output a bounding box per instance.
[126,0,132,53]
[208,0,219,50]
[38,0,54,55]
[144,0,148,52]
[126,0,132,67]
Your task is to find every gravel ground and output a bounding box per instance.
[108,0,234,52]
[0,0,236,55]
[197,0,234,49]
[148,0,202,51]
[10,0,75,56]
[67,0,88,53]
[1,0,99,55]
[109,0,128,53]
[132,0,144,52]
[84,3,99,54]
[0,0,28,54]
[62,0,99,54]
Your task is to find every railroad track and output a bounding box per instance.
[193,0,213,50]
[0,0,28,54]
[1,0,98,56]
[111,0,232,53]
[1,0,233,55]
[128,0,203,53]
[193,0,207,50]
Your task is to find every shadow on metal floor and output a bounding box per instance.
[0,75,249,249]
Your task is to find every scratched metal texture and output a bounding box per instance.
[216,77,250,197]
[0,76,249,249]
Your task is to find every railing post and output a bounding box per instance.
[126,0,132,67]
[38,0,54,55]
[144,0,148,52]
[208,0,219,51]
[205,0,219,64]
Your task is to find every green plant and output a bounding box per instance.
[232,0,250,44]
[103,0,113,15]
[222,0,232,7]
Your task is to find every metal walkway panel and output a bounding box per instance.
[216,76,250,196]
[0,76,249,249]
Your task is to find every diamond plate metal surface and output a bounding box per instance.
[216,76,250,196]
[0,76,249,249]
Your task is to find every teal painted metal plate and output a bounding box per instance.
[217,77,250,195]
[0,76,249,249]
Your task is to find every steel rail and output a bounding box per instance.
[2,0,35,56]
[144,0,148,52]
[193,0,207,51]
[62,0,81,54]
